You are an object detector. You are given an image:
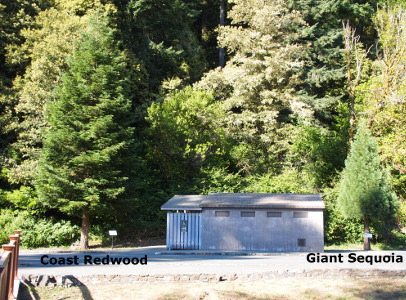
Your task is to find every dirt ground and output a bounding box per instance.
[18,277,406,300]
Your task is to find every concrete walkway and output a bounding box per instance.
[18,246,406,276]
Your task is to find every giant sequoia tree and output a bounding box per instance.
[337,124,398,250]
[36,16,136,249]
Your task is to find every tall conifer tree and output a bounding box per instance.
[337,123,398,250]
[198,0,310,174]
[6,1,116,185]
[36,14,136,249]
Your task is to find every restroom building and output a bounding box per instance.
[161,193,325,252]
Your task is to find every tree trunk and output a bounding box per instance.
[219,0,225,68]
[201,0,209,43]
[344,26,356,142]
[80,210,90,250]
[342,20,359,142]
[363,217,371,250]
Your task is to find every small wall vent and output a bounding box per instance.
[298,238,306,247]
[267,212,282,218]
[293,212,308,218]
[241,211,255,217]
[215,211,230,217]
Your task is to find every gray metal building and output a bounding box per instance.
[161,193,325,252]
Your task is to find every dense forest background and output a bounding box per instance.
[0,0,404,248]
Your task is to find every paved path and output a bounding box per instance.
[18,246,406,276]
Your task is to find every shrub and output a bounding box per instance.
[397,199,405,228]
[324,197,364,244]
[0,210,79,248]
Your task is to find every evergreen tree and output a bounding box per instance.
[337,123,398,250]
[116,0,206,90]
[198,0,310,174]
[36,15,136,249]
[0,0,52,86]
[358,5,406,202]
[289,0,378,124]
[0,0,53,187]
[6,0,117,185]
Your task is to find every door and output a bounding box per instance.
[166,212,202,250]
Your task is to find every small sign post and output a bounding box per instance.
[109,230,117,250]
[364,233,373,238]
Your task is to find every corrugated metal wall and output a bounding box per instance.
[166,212,202,250]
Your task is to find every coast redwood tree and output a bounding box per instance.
[36,16,135,249]
[337,123,398,250]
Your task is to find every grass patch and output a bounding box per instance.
[325,242,403,251]
[324,243,366,251]
[325,230,406,251]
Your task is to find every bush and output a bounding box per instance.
[324,197,364,244]
[0,210,79,248]
[3,186,38,211]
[323,186,369,245]
[397,199,406,228]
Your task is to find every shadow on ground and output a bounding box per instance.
[17,281,40,300]
[17,277,94,300]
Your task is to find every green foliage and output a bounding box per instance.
[357,5,406,203]
[323,187,364,244]
[194,167,244,194]
[118,0,206,90]
[35,14,137,229]
[0,0,52,82]
[146,87,231,185]
[243,169,316,194]
[337,124,399,231]
[289,0,378,124]
[288,124,347,188]
[0,0,404,246]
[397,200,406,227]
[2,186,40,212]
[0,210,79,248]
[0,0,54,186]
[6,1,116,185]
[198,0,311,174]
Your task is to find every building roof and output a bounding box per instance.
[161,193,325,211]
[160,195,206,211]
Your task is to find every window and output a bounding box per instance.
[298,238,306,247]
[215,211,229,217]
[241,211,255,217]
[267,212,282,218]
[293,212,308,218]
